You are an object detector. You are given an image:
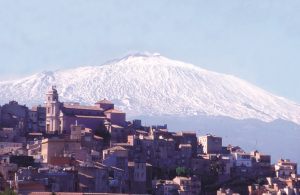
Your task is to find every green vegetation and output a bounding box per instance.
[176,167,190,177]
[0,189,16,195]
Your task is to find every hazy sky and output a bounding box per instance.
[1,0,300,102]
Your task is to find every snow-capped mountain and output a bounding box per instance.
[1,52,300,124]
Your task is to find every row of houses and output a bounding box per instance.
[0,86,298,195]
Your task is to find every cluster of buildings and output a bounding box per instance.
[247,159,299,194]
[0,86,299,195]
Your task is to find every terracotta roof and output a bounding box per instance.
[74,115,105,119]
[63,104,103,111]
[49,157,72,166]
[104,109,124,114]
[95,99,113,104]
[18,182,46,191]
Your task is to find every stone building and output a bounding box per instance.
[174,132,198,157]
[0,101,29,133]
[275,159,297,178]
[173,176,201,195]
[15,166,78,194]
[28,106,46,132]
[102,146,129,172]
[45,86,126,134]
[199,134,222,154]
[77,164,109,193]
[128,160,153,194]
[41,137,81,163]
[153,176,201,195]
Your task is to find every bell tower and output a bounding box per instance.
[45,86,61,133]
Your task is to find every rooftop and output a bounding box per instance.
[104,109,124,114]
[63,104,103,111]
[104,146,127,152]
[128,161,152,167]
[179,144,192,148]
[95,99,113,104]
[74,115,106,119]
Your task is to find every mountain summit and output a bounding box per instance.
[1,53,300,124]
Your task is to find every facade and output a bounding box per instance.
[275,159,297,178]
[45,86,126,134]
[0,142,23,155]
[41,138,81,163]
[102,146,129,172]
[29,106,46,132]
[199,134,222,154]
[15,166,78,194]
[153,176,201,195]
[173,176,201,195]
[45,87,61,133]
[0,101,29,133]
[176,132,198,157]
[232,152,252,167]
[128,161,152,193]
[0,162,18,180]
[77,165,109,193]
[28,109,38,132]
[152,180,179,195]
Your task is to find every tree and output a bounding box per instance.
[176,167,189,177]
[0,188,16,195]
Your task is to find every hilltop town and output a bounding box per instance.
[0,86,299,195]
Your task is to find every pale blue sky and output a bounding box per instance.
[1,0,300,102]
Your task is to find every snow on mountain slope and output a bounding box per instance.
[1,52,300,124]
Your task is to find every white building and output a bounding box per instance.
[232,153,252,167]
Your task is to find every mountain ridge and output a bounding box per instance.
[1,53,300,124]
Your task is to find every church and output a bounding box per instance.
[45,86,126,134]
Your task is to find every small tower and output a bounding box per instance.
[45,86,61,133]
[149,126,154,140]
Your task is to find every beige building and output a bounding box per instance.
[0,142,23,155]
[199,134,222,154]
[173,176,201,195]
[41,138,81,163]
[275,159,297,178]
